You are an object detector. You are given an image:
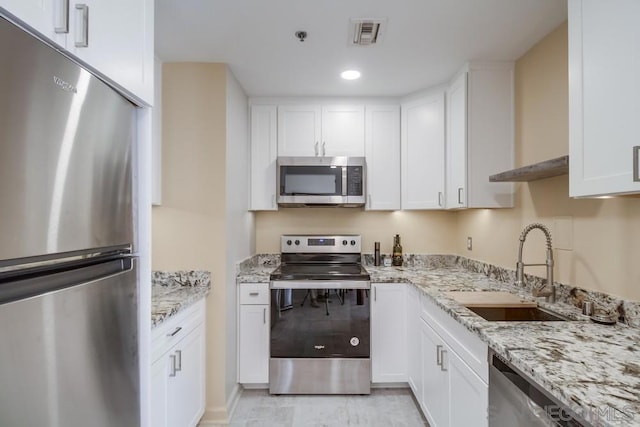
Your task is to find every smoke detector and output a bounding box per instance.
[350,18,386,46]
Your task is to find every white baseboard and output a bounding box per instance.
[226,383,242,421]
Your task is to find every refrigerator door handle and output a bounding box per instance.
[0,257,134,305]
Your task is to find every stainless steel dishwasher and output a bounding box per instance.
[489,350,589,426]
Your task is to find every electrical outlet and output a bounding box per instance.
[467,237,472,251]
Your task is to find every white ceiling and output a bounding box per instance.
[155,0,567,97]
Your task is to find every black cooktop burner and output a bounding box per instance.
[270,263,370,281]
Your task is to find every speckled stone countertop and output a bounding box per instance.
[152,271,211,328]
[236,256,640,426]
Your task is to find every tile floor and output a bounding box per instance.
[228,388,428,426]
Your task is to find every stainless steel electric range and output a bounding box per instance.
[269,235,371,395]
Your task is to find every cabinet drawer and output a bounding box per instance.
[151,298,205,363]
[240,283,270,305]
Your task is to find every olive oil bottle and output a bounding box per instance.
[392,234,403,266]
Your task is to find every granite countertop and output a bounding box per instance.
[236,259,640,426]
[152,271,211,328]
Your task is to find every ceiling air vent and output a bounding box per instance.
[350,18,386,46]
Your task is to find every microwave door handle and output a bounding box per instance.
[342,167,348,196]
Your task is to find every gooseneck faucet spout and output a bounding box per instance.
[515,223,555,303]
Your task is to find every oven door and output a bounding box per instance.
[270,281,370,359]
[269,280,371,394]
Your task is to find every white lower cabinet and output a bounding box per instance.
[412,288,488,427]
[151,299,206,427]
[238,283,270,384]
[406,285,422,396]
[371,283,407,383]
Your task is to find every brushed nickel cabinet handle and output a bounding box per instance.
[440,349,448,372]
[322,141,326,156]
[54,0,69,34]
[634,146,640,182]
[169,354,177,377]
[438,192,443,207]
[263,307,266,324]
[249,292,259,296]
[175,350,182,372]
[457,187,463,205]
[436,344,442,366]
[74,4,89,48]
[314,142,319,156]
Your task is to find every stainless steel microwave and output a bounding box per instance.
[277,157,366,207]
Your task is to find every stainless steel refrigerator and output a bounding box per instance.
[0,14,140,427]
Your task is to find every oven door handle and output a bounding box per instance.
[270,280,370,290]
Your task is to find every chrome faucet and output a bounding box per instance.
[515,223,555,303]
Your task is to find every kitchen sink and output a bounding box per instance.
[467,306,570,322]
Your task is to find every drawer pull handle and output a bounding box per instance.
[167,326,182,337]
[249,292,260,296]
[436,344,442,366]
[440,349,448,372]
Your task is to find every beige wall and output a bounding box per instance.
[456,22,640,301]
[152,63,230,421]
[256,210,457,254]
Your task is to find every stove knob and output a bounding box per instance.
[342,240,348,246]
[295,240,300,246]
[350,240,356,246]
[286,240,292,246]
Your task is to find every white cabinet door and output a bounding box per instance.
[150,354,170,427]
[448,348,488,427]
[446,63,514,209]
[168,323,206,427]
[371,283,407,383]
[446,72,468,209]
[420,317,448,427]
[365,105,401,210]
[401,91,446,210]
[0,0,65,44]
[569,0,640,197]
[250,105,278,211]
[238,304,270,383]
[406,285,421,397]
[68,0,153,105]
[277,105,321,156]
[321,105,365,156]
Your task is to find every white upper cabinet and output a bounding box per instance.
[321,105,365,156]
[250,105,278,211]
[277,104,365,157]
[365,104,401,210]
[0,0,65,45]
[1,0,154,106]
[401,90,446,210]
[446,63,514,209]
[569,0,640,197]
[277,105,322,156]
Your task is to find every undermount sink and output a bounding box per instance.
[467,306,570,322]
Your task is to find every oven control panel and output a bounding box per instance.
[281,235,361,253]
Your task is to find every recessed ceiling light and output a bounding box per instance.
[341,70,361,80]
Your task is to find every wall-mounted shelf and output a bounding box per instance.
[489,155,569,182]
